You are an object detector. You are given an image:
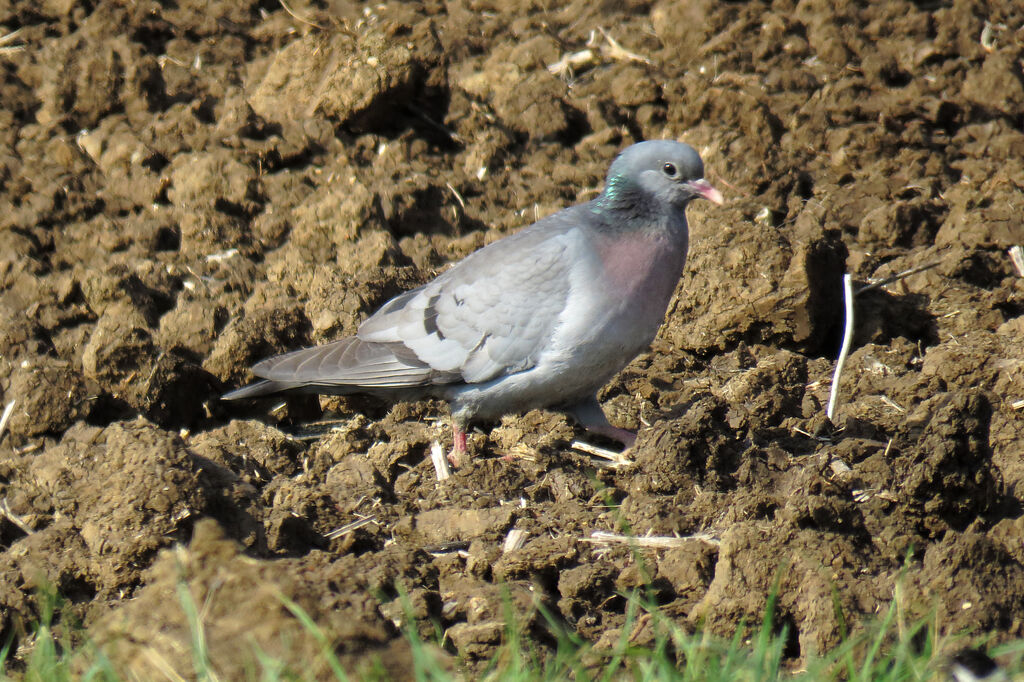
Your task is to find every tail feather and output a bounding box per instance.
[253,336,435,388]
[221,380,289,401]
[222,336,448,401]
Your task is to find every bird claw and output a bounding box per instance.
[447,449,466,469]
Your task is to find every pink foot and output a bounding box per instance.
[448,426,468,468]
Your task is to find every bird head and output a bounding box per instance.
[604,140,724,210]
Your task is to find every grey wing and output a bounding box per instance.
[357,220,578,384]
[249,336,457,389]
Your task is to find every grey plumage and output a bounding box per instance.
[223,140,723,461]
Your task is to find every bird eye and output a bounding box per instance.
[663,163,677,177]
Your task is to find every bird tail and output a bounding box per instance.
[221,336,443,401]
[221,380,290,401]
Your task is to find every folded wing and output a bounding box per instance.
[249,336,448,388]
[236,211,582,394]
[357,215,579,385]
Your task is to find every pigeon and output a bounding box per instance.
[223,140,723,465]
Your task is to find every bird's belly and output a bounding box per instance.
[448,265,682,420]
[446,357,611,420]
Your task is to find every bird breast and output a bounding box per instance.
[592,228,688,320]
[549,227,689,369]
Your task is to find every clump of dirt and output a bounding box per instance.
[1,0,1023,676]
[94,519,447,680]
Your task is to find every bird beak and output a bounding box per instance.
[685,178,724,205]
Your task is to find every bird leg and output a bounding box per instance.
[583,422,637,449]
[448,419,469,468]
[568,398,636,450]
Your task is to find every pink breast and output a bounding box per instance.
[595,234,682,294]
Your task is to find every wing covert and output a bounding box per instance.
[357,218,581,385]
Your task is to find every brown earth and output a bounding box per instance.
[1,0,1023,677]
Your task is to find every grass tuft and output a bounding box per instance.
[2,579,1022,681]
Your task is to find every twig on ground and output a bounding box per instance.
[205,248,239,263]
[0,29,23,46]
[596,28,653,66]
[852,488,897,504]
[0,400,15,445]
[501,444,537,463]
[548,27,652,78]
[405,104,462,144]
[423,541,470,556]
[878,395,905,413]
[581,530,720,548]
[323,515,377,540]
[157,54,188,69]
[571,440,631,468]
[279,0,325,29]
[446,182,466,224]
[288,432,326,442]
[0,28,25,56]
[503,529,529,553]
[446,183,466,211]
[0,498,34,535]
[430,441,452,481]
[855,261,941,295]
[829,458,852,476]
[827,274,855,422]
[792,425,831,442]
[13,442,40,456]
[980,21,1005,52]
[287,418,359,441]
[547,49,596,77]
[1008,245,1024,278]
[852,489,874,503]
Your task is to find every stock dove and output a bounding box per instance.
[224,140,723,465]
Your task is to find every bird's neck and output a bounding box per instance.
[593,176,681,231]
[591,196,687,246]
[594,175,649,215]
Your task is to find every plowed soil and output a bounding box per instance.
[1,0,1023,677]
